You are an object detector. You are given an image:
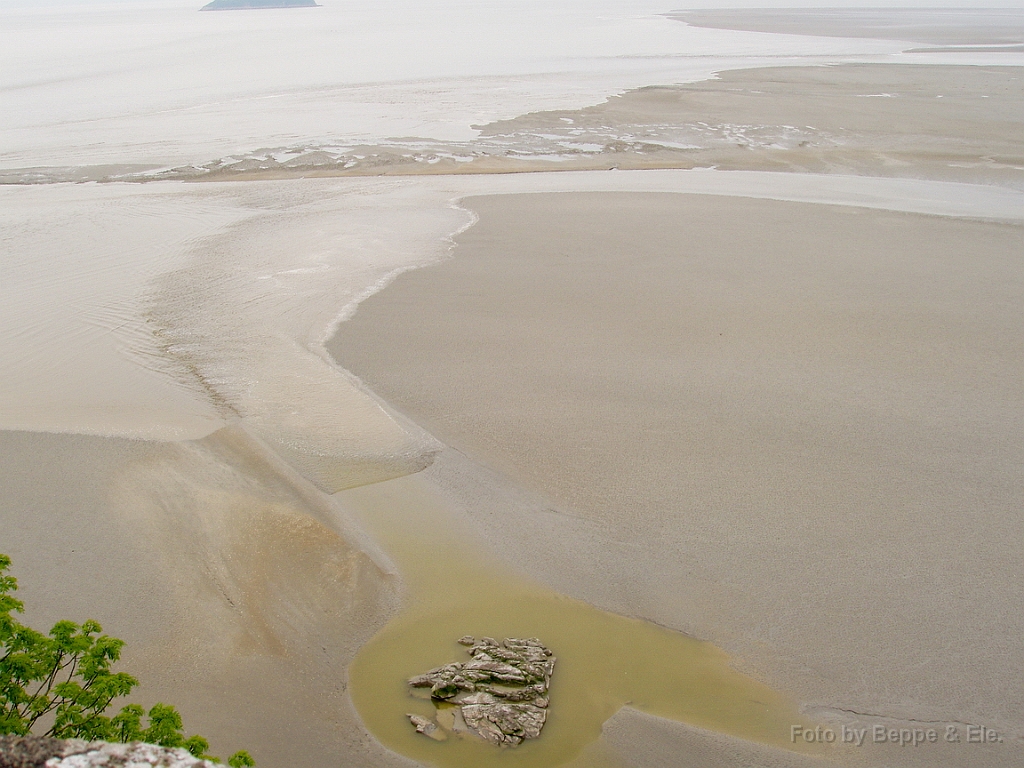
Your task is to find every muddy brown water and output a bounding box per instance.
[343,474,815,768]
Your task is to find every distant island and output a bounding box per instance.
[200,0,320,10]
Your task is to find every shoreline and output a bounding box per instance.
[2,1,907,175]
[4,63,1022,189]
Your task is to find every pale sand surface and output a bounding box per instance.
[3,172,1023,767]
[0,426,415,768]
[6,172,1013,449]
[0,178,456,488]
[601,708,828,768]
[672,8,1024,47]
[0,184,243,440]
[5,40,1024,762]
[328,192,1024,766]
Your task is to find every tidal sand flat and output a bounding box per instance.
[328,192,1024,767]
[0,177,464,765]
[672,8,1024,47]
[4,3,1024,766]
[472,64,1024,188]
[3,170,1023,767]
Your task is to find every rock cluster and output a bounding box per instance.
[0,736,217,768]
[406,636,555,747]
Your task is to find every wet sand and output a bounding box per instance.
[2,167,1022,767]
[328,192,1024,767]
[4,170,1023,767]
[341,474,817,768]
[0,426,412,767]
[471,64,1024,189]
[671,8,1024,47]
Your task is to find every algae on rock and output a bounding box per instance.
[406,636,555,747]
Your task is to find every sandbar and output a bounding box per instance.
[328,191,1024,767]
[671,8,1024,47]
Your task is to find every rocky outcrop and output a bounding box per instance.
[406,636,555,747]
[0,736,217,768]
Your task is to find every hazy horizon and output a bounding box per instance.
[2,0,1024,10]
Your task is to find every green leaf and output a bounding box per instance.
[111,703,145,742]
[183,734,211,758]
[141,703,186,748]
[228,750,256,768]
[1,554,248,759]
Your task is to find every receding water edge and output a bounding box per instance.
[342,473,820,768]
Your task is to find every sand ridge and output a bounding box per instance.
[328,191,1024,767]
[670,8,1024,47]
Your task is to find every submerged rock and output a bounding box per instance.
[407,714,446,742]
[405,636,555,747]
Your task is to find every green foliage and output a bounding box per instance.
[109,703,212,759]
[0,554,251,764]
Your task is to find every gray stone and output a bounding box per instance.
[405,636,555,747]
[407,714,446,742]
[0,736,219,768]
